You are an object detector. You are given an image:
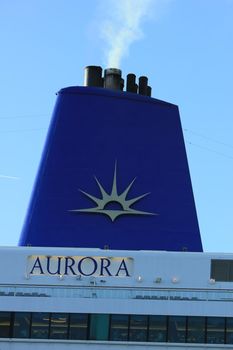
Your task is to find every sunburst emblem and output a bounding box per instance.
[69,162,156,222]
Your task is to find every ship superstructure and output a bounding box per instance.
[1,247,233,348]
[1,66,231,349]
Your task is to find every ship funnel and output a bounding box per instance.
[19,63,202,252]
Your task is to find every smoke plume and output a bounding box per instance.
[101,0,153,68]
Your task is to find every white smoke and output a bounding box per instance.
[101,0,153,68]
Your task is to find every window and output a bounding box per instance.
[206,317,225,344]
[13,312,31,338]
[129,315,148,342]
[148,315,167,342]
[69,313,88,340]
[187,316,205,343]
[89,314,109,340]
[0,312,11,338]
[226,318,233,344]
[0,310,230,344]
[109,314,129,341]
[168,316,186,343]
[50,313,68,339]
[211,259,233,282]
[31,312,49,339]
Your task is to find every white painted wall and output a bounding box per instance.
[1,247,233,317]
[0,339,233,350]
[0,246,232,289]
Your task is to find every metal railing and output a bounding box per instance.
[1,284,233,302]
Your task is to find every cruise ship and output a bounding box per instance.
[1,66,232,349]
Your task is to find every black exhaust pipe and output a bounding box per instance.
[84,66,152,97]
[104,68,123,91]
[84,66,103,87]
[126,73,138,94]
[138,76,148,96]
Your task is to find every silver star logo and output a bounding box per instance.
[70,162,157,222]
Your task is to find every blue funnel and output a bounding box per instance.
[19,77,202,251]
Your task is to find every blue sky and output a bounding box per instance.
[0,0,233,251]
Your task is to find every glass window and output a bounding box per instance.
[207,317,225,344]
[50,313,68,339]
[109,314,129,341]
[31,312,49,339]
[69,313,88,340]
[3,311,231,344]
[13,312,31,338]
[148,315,167,342]
[89,314,109,340]
[0,312,11,338]
[129,315,148,342]
[226,318,233,344]
[229,263,233,281]
[187,316,205,343]
[211,260,233,282]
[168,316,186,343]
